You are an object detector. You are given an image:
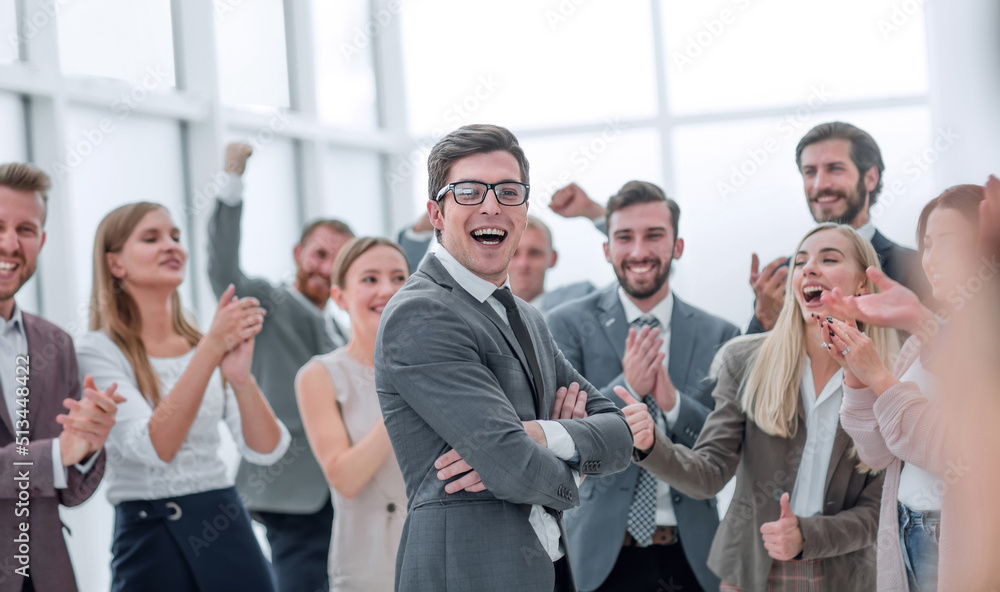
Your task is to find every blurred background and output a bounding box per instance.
[1,1,997,590]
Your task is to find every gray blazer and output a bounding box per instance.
[375,253,634,592]
[546,285,739,591]
[636,337,883,591]
[207,200,335,513]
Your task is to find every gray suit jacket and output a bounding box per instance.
[636,337,883,591]
[546,285,739,591]
[0,313,104,592]
[375,253,634,592]
[207,200,335,513]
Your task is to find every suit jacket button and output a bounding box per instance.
[672,495,682,504]
[387,503,396,513]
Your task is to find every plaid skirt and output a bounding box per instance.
[721,559,823,592]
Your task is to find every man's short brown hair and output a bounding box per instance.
[299,219,354,245]
[427,124,530,241]
[0,162,51,223]
[604,180,680,239]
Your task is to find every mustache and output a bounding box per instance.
[812,190,847,200]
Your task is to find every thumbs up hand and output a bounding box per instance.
[759,492,804,561]
[614,386,655,454]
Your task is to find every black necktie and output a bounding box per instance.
[493,288,544,419]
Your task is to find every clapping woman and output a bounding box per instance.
[618,223,898,591]
[77,202,290,592]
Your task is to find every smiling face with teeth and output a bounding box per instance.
[791,227,870,322]
[0,186,47,320]
[799,139,877,227]
[604,201,683,309]
[331,244,409,348]
[428,151,528,286]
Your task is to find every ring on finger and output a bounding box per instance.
[841,347,850,356]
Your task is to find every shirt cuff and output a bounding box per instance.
[51,438,69,490]
[536,420,579,462]
[75,449,102,475]
[217,172,244,206]
[663,391,682,429]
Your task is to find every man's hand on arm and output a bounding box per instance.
[436,382,593,494]
[750,254,788,332]
[614,387,655,454]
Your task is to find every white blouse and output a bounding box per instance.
[76,331,291,505]
[790,357,845,518]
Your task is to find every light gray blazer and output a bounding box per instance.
[546,285,740,591]
[375,253,634,592]
[207,200,335,513]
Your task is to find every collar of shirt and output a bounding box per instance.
[617,286,674,330]
[0,303,25,341]
[435,248,512,304]
[285,284,326,314]
[799,355,844,418]
[855,220,876,242]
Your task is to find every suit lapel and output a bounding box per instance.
[418,254,542,410]
[824,424,853,494]
[596,286,629,358]
[22,314,46,439]
[668,296,696,389]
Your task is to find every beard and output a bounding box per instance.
[295,268,331,307]
[614,256,672,301]
[0,256,34,302]
[811,177,869,225]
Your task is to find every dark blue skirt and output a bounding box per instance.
[112,486,276,592]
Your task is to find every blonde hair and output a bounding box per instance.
[741,224,900,438]
[331,236,410,290]
[90,202,202,407]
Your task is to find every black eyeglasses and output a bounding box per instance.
[434,181,530,206]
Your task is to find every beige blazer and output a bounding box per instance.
[636,336,883,591]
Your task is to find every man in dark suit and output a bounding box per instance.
[375,124,633,592]
[0,163,121,592]
[207,143,353,592]
[396,213,595,311]
[748,121,931,333]
[548,181,740,592]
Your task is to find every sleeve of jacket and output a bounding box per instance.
[207,199,278,306]
[378,296,588,511]
[798,469,884,560]
[667,322,741,448]
[58,341,105,507]
[635,343,748,499]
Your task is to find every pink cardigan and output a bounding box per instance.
[840,337,952,591]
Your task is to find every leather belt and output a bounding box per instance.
[623,525,678,547]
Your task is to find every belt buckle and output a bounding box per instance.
[165,501,183,521]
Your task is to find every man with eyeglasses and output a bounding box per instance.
[375,124,633,592]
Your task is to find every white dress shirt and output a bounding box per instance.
[618,288,683,526]
[895,356,943,511]
[790,357,844,517]
[855,220,877,242]
[0,304,99,488]
[435,248,577,562]
[76,331,291,505]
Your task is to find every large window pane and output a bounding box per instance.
[324,147,384,237]
[662,0,929,115]
[224,132,301,285]
[0,0,18,63]
[313,1,379,129]
[61,107,187,331]
[400,0,657,132]
[216,0,290,109]
[670,106,934,327]
[57,0,176,86]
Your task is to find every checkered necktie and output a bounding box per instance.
[625,315,664,547]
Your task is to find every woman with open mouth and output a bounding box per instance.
[616,222,899,591]
[828,183,987,592]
